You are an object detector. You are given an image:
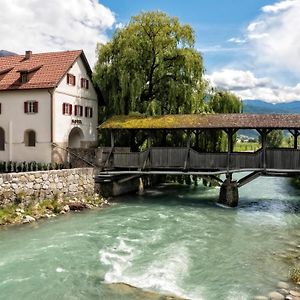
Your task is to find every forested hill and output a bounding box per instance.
[243,100,300,114]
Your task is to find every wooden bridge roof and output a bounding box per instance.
[99,114,300,130]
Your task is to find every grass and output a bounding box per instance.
[0,199,63,226]
[234,142,260,152]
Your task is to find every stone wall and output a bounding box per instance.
[0,168,95,207]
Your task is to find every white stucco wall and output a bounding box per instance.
[0,89,52,162]
[54,57,98,145]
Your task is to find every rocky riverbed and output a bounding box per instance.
[255,237,300,300]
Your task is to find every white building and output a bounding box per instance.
[0,50,101,163]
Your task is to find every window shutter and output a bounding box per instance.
[73,76,76,86]
[67,74,70,84]
[62,103,66,114]
[69,104,72,115]
[33,101,38,113]
[24,101,28,113]
[75,105,78,116]
[80,106,83,116]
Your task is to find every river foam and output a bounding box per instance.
[99,237,203,299]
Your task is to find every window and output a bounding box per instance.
[62,103,72,115]
[75,105,83,117]
[67,73,76,85]
[81,78,89,89]
[85,106,93,118]
[24,130,36,147]
[20,73,28,83]
[24,101,38,114]
[0,127,5,151]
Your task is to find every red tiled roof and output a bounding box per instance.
[0,50,85,90]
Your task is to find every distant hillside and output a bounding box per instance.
[239,100,300,138]
[0,50,17,57]
[243,100,300,114]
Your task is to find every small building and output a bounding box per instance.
[0,50,101,163]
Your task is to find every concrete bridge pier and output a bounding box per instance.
[218,177,239,207]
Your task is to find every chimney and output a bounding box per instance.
[25,50,32,60]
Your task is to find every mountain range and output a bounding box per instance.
[243,100,300,114]
[0,50,17,57]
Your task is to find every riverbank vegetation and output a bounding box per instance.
[0,195,108,227]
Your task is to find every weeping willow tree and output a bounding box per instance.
[198,90,243,152]
[93,11,206,118]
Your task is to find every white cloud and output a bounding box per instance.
[227,37,246,44]
[246,0,300,78]
[261,0,297,13]
[206,69,300,103]
[199,45,243,53]
[115,22,125,29]
[0,0,115,66]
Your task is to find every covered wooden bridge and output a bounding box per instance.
[97,113,300,207]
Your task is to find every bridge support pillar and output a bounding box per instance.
[218,179,239,207]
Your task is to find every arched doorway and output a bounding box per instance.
[68,127,84,148]
[0,127,5,151]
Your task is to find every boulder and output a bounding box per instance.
[267,291,284,300]
[62,205,70,212]
[22,215,36,224]
[290,290,300,297]
[277,281,290,290]
[254,296,268,300]
[67,202,86,211]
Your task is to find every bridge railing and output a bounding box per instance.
[100,147,300,172]
[266,148,300,170]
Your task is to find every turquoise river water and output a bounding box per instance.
[2,175,300,299]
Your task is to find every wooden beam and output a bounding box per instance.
[110,130,115,147]
[238,171,261,187]
[183,131,191,171]
[288,129,299,149]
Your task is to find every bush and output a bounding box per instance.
[0,161,67,173]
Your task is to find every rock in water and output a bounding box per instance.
[277,281,290,290]
[67,202,86,211]
[22,215,36,224]
[290,290,300,297]
[106,282,187,300]
[267,291,285,300]
[254,296,268,300]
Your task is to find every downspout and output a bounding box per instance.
[47,89,54,143]
[48,89,54,161]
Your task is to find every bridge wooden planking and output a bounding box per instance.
[98,147,300,173]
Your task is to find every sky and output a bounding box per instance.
[1,0,300,103]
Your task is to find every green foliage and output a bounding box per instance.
[290,266,300,283]
[267,130,284,148]
[203,90,243,152]
[0,205,18,225]
[208,90,242,114]
[94,11,206,117]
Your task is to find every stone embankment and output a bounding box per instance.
[255,238,300,300]
[0,168,108,226]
